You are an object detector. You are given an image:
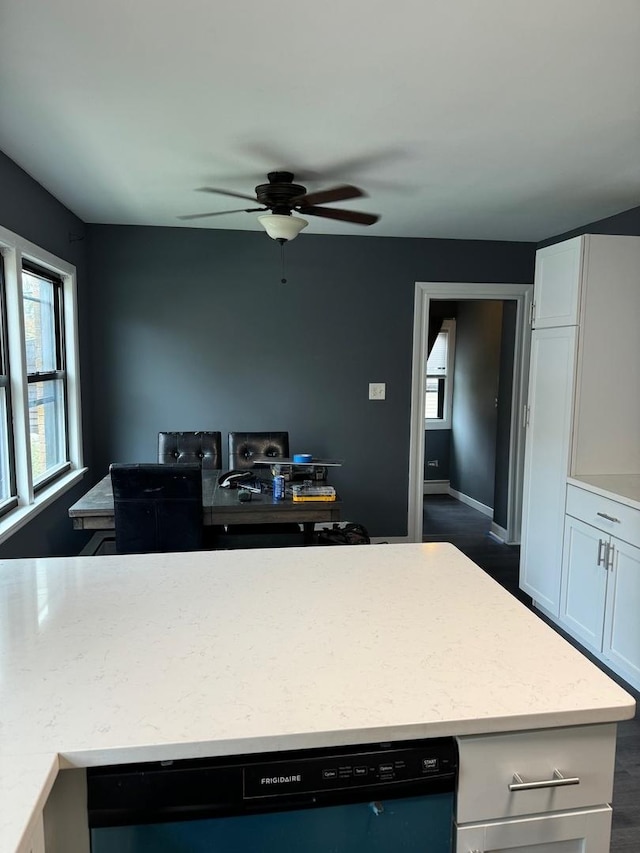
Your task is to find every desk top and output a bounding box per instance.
[0,543,635,851]
[69,470,342,525]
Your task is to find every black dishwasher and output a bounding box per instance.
[88,737,458,852]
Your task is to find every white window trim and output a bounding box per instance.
[425,318,456,431]
[0,224,86,545]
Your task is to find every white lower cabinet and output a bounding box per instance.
[560,515,608,654]
[455,805,612,852]
[455,725,617,853]
[560,486,640,690]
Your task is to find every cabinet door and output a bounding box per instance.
[560,515,608,653]
[603,537,640,685]
[456,805,612,853]
[520,326,577,613]
[533,237,583,328]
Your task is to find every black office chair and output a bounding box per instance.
[158,431,222,469]
[110,463,204,554]
[228,431,290,471]
[223,431,301,547]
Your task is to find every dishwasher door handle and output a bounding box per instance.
[508,768,580,791]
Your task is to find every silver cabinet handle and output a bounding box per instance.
[597,512,621,523]
[509,769,580,791]
[606,543,615,571]
[597,539,607,566]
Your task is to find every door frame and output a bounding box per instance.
[408,282,533,544]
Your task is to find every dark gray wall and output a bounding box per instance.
[493,301,517,529]
[0,152,94,558]
[87,225,535,538]
[539,204,640,247]
[450,301,503,509]
[424,430,451,481]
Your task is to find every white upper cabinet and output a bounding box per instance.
[532,236,583,328]
[572,235,640,476]
[521,233,640,617]
[528,232,640,479]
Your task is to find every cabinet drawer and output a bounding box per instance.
[455,805,611,852]
[456,724,616,823]
[566,485,640,546]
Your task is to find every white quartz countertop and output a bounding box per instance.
[567,473,640,510]
[0,543,635,852]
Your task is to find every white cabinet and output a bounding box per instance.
[456,806,612,852]
[456,724,617,853]
[520,234,640,616]
[531,235,582,328]
[561,485,640,689]
[520,326,577,612]
[560,515,608,652]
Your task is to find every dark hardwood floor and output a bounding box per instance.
[423,494,640,852]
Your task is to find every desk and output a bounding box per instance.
[68,470,342,543]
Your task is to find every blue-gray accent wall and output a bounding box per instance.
[1,145,638,555]
[86,225,535,539]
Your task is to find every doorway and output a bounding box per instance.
[408,282,533,544]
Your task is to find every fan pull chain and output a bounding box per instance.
[278,238,287,284]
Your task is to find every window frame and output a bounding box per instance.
[0,224,85,544]
[425,318,456,431]
[22,262,71,490]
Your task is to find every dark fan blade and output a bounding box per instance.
[177,208,265,221]
[196,187,260,203]
[300,206,379,225]
[290,184,364,207]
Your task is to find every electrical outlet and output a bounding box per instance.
[369,382,386,401]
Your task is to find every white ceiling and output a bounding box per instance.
[1,0,639,242]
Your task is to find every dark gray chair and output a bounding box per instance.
[228,431,289,470]
[223,431,300,545]
[110,463,204,554]
[158,431,222,469]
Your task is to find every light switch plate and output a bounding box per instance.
[369,382,386,400]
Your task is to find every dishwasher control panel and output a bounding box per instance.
[243,738,457,798]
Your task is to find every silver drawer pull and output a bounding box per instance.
[597,512,621,523]
[509,769,580,791]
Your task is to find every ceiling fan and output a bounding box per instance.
[178,171,380,241]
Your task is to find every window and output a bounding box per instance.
[425,318,455,429]
[23,264,69,486]
[0,263,16,508]
[0,225,84,541]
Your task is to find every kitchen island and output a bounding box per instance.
[0,543,634,852]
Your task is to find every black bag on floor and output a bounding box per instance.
[316,523,370,545]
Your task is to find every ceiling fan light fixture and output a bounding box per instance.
[258,213,308,242]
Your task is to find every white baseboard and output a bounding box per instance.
[447,487,493,518]
[423,479,450,495]
[489,522,508,543]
